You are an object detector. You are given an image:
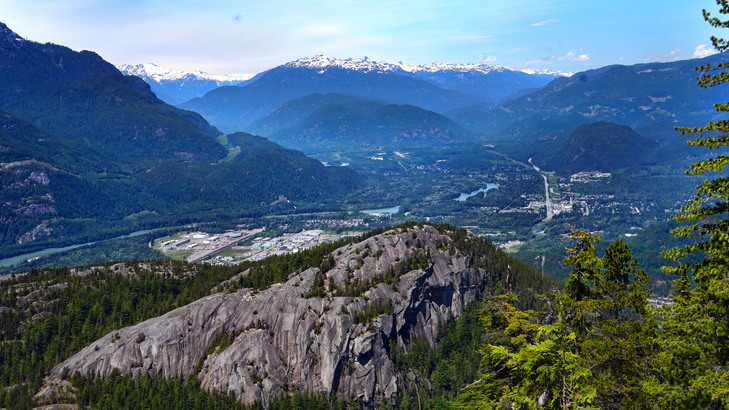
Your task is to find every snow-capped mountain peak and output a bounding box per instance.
[520,68,574,77]
[282,56,571,77]
[118,63,253,83]
[284,55,404,73]
[403,62,518,74]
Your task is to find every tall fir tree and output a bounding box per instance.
[655,0,729,407]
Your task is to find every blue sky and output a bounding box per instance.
[0,0,721,75]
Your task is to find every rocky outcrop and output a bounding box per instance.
[41,225,498,405]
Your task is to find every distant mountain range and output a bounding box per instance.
[402,61,565,102]
[118,63,254,105]
[461,53,729,140]
[177,56,563,133]
[0,22,359,257]
[445,52,729,167]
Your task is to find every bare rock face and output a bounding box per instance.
[41,225,497,405]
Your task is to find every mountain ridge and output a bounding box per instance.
[0,21,226,163]
[268,98,466,148]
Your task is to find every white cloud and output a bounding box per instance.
[479,55,497,62]
[693,44,718,58]
[531,19,558,27]
[643,48,682,62]
[545,50,589,62]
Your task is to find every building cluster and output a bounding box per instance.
[206,229,350,265]
[244,230,330,261]
[158,228,264,263]
[570,171,611,183]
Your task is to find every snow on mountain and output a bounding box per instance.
[282,55,571,77]
[118,63,253,83]
[403,62,516,74]
[117,63,256,104]
[284,55,404,73]
[520,68,574,77]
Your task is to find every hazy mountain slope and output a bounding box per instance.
[269,100,466,148]
[451,53,729,145]
[138,133,360,211]
[405,63,563,102]
[247,93,364,136]
[0,110,359,253]
[177,57,566,135]
[0,24,361,258]
[534,121,655,173]
[0,22,226,162]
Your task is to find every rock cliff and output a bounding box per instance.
[40,225,504,405]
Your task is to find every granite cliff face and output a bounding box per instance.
[41,225,503,405]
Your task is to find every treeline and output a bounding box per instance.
[71,373,361,410]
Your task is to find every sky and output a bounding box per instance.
[0,0,722,75]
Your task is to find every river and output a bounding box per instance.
[454,183,498,201]
[360,206,400,215]
[0,228,165,269]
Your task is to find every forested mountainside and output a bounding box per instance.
[1,223,555,408]
[0,23,224,163]
[265,99,466,148]
[3,220,725,409]
[533,121,655,173]
[0,22,360,261]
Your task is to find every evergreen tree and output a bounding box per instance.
[654,1,729,407]
[454,232,652,409]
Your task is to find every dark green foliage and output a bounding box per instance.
[649,3,729,407]
[70,373,354,410]
[72,374,247,409]
[455,231,654,409]
[353,299,394,324]
[304,271,328,298]
[195,328,239,372]
[0,24,225,162]
[387,302,486,407]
